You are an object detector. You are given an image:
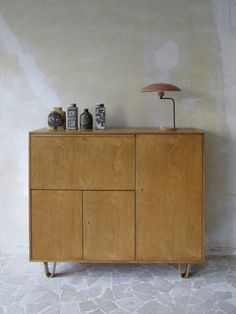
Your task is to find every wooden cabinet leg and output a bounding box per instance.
[43,262,57,278]
[178,263,191,278]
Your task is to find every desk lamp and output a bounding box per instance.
[142,83,181,130]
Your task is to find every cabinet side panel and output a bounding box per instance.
[31,190,82,260]
[83,191,135,261]
[136,134,203,262]
[29,134,32,259]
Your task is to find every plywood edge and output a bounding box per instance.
[29,135,32,260]
[202,133,205,262]
[29,128,205,136]
[29,259,205,264]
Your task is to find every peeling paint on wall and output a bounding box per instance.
[155,41,179,72]
[209,0,236,254]
[0,12,59,107]
[212,0,236,137]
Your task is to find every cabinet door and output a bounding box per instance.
[31,190,82,260]
[136,135,204,262]
[30,136,135,190]
[83,191,135,261]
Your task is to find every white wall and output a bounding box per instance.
[0,0,236,255]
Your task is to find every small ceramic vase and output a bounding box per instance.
[67,103,78,130]
[95,103,106,129]
[80,109,93,129]
[48,107,66,130]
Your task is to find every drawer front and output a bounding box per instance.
[31,190,82,261]
[30,136,135,190]
[83,191,135,261]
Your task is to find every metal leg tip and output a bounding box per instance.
[43,262,57,278]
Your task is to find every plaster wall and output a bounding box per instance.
[0,0,235,254]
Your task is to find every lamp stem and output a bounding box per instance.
[160,96,176,129]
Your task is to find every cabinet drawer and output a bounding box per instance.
[83,191,135,261]
[31,190,82,260]
[30,136,135,190]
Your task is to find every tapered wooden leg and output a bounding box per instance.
[43,262,57,278]
[178,263,191,278]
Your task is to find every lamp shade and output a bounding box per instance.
[142,83,181,93]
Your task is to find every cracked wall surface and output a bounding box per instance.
[0,0,235,254]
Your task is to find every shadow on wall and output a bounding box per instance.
[205,132,236,255]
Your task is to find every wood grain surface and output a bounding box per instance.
[31,190,82,260]
[136,134,204,262]
[30,128,204,135]
[30,136,135,190]
[83,191,135,261]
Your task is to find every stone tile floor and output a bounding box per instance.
[0,252,236,313]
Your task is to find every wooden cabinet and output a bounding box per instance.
[29,128,204,277]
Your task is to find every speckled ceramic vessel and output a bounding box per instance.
[48,107,66,130]
[80,109,93,130]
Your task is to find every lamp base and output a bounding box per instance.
[159,126,177,131]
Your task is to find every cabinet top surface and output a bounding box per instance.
[30,128,204,136]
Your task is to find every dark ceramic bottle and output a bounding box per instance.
[80,109,93,129]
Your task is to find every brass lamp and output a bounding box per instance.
[142,83,181,130]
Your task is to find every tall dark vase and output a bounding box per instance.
[80,109,93,130]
